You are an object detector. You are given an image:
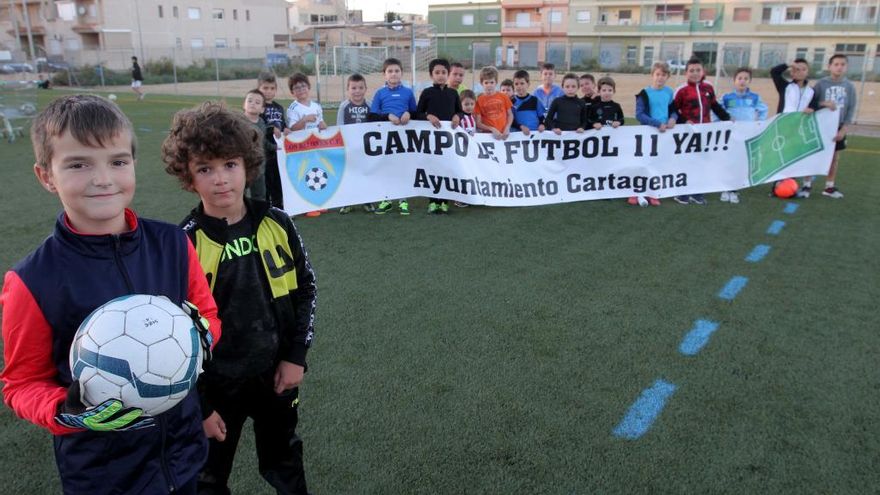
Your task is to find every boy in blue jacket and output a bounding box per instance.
[721,67,769,204]
[369,57,417,215]
[0,94,221,494]
[634,61,678,206]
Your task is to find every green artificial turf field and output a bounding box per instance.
[0,92,878,494]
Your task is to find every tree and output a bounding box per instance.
[385,11,401,23]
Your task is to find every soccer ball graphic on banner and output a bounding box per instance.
[69,295,204,416]
[304,167,329,191]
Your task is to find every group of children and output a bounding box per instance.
[241,55,852,216]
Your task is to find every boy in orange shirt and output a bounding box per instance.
[474,66,513,140]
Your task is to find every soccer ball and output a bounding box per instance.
[70,294,204,416]
[304,167,329,191]
[108,94,117,101]
[774,178,799,198]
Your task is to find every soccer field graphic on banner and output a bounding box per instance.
[746,112,825,185]
[277,109,840,215]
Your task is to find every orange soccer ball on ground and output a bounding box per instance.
[774,178,799,198]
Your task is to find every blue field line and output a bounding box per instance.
[679,319,721,356]
[783,202,799,214]
[613,379,677,440]
[718,276,749,300]
[745,244,772,263]
[766,220,786,235]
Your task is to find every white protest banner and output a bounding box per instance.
[277,109,839,215]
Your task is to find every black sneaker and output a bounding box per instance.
[674,195,690,205]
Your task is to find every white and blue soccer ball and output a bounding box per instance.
[69,294,204,416]
[304,167,329,191]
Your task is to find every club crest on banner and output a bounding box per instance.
[284,130,345,206]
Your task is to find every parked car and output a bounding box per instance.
[36,58,70,72]
[1,62,35,73]
[666,59,687,71]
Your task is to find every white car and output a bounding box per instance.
[666,59,687,71]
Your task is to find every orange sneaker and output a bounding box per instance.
[648,197,661,206]
[305,210,321,217]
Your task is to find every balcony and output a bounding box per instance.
[595,22,640,33]
[501,0,543,7]
[502,20,544,35]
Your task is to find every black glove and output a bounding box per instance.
[181,301,213,363]
[55,381,154,431]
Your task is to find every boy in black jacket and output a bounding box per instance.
[162,101,317,495]
[544,73,588,133]
[257,71,287,209]
[416,58,462,214]
[589,76,625,129]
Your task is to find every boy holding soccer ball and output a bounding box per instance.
[162,101,317,495]
[0,94,221,494]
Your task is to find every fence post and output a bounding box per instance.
[214,46,220,96]
[411,23,416,89]
[314,28,321,104]
[172,45,178,94]
[854,46,871,124]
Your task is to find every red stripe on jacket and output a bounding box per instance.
[1,238,221,435]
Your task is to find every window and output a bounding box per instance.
[759,42,788,68]
[785,7,802,20]
[835,43,866,53]
[462,13,474,25]
[191,37,204,48]
[762,7,772,22]
[626,45,637,65]
[235,38,240,49]
[158,5,163,18]
[187,7,200,20]
[733,7,751,21]
[796,47,808,60]
[813,48,826,68]
[618,10,632,20]
[175,37,182,49]
[699,8,716,21]
[485,13,498,24]
[516,12,530,26]
[57,2,76,21]
[246,9,250,21]
[173,6,178,18]
[576,10,591,23]
[643,46,654,67]
[233,9,237,20]
[550,10,563,23]
[212,8,224,20]
[215,38,227,48]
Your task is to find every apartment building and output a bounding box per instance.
[431,0,880,73]
[568,0,879,73]
[1,0,290,68]
[427,1,503,67]
[500,0,569,67]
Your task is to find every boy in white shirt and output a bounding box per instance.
[287,73,327,132]
[287,73,327,217]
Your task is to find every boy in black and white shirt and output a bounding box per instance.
[336,73,370,125]
[258,71,287,209]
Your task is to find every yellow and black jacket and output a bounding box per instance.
[181,199,316,379]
